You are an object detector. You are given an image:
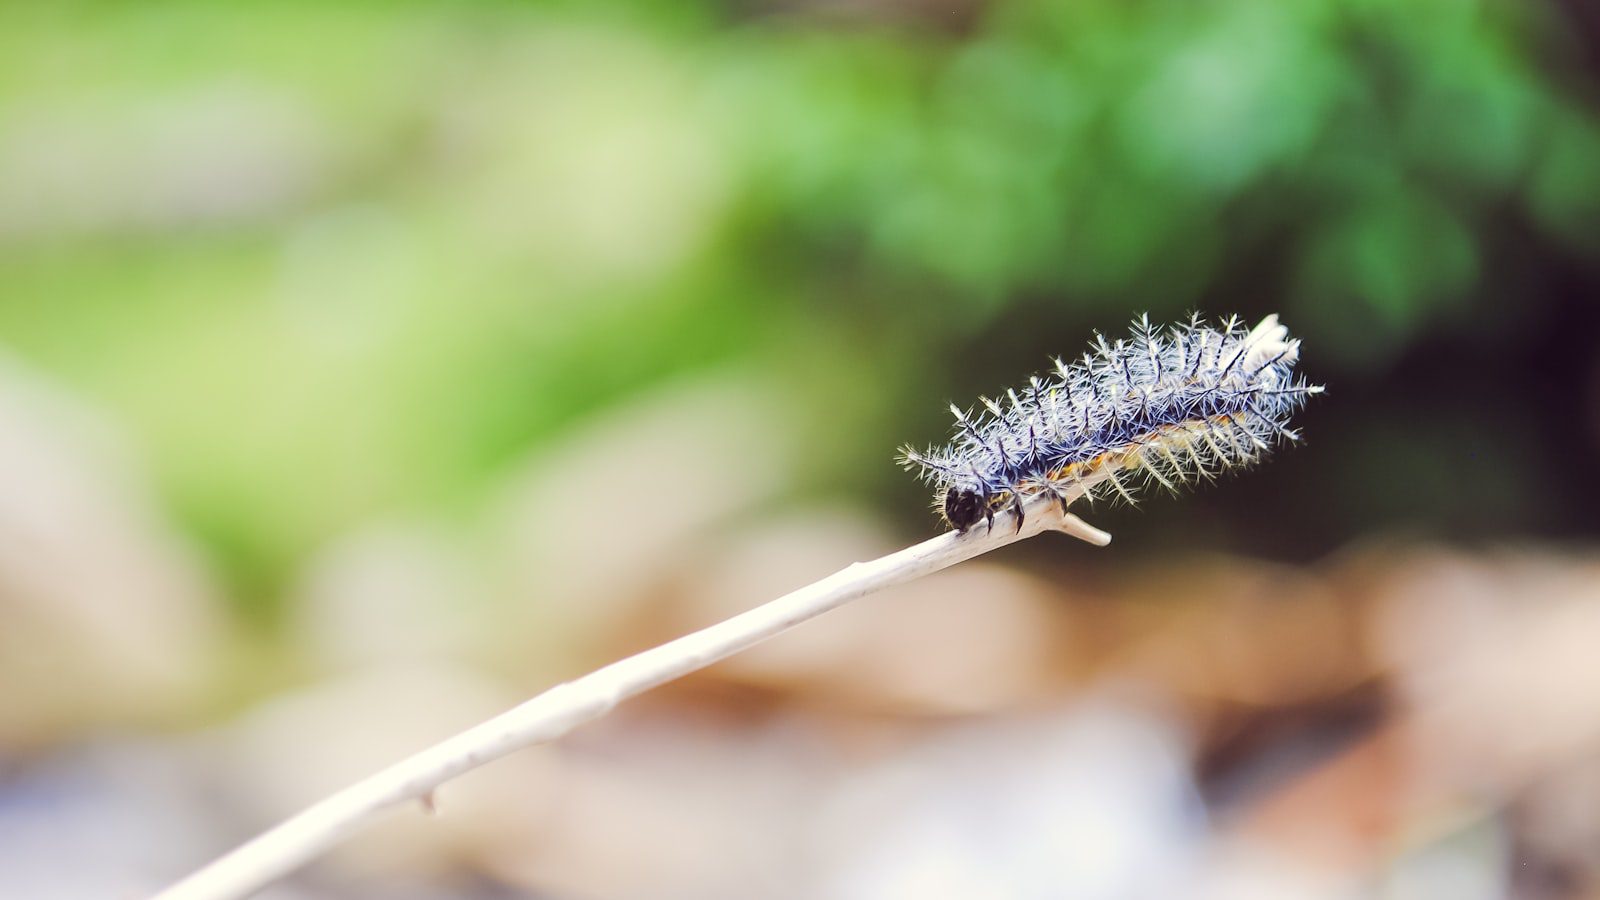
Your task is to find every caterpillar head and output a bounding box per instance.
[942,486,986,532]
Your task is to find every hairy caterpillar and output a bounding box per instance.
[900,314,1323,533]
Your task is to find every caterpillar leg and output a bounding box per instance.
[1045,486,1070,515]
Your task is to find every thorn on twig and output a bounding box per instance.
[1058,513,1113,547]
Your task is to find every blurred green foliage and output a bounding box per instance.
[0,0,1596,607]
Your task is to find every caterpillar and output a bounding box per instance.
[899,313,1323,533]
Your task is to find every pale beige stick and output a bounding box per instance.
[156,314,1296,900]
[154,501,1112,900]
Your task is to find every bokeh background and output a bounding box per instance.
[2,0,1599,897]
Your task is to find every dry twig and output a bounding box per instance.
[155,502,1111,900]
[157,314,1303,900]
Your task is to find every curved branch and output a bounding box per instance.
[154,501,1111,900]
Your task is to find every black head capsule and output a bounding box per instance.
[943,487,985,532]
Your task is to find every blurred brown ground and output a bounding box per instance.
[2,365,1597,899]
